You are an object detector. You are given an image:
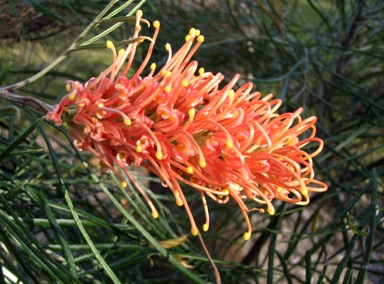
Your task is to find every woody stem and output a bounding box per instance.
[0,90,54,114]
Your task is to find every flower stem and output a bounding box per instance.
[0,90,53,114]
[197,231,221,284]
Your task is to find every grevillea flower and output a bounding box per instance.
[46,10,328,240]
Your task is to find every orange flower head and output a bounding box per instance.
[46,10,328,240]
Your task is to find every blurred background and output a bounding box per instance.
[0,0,383,283]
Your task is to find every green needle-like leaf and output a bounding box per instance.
[0,117,44,163]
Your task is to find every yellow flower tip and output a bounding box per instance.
[136,10,143,18]
[198,67,205,75]
[165,43,171,51]
[195,29,201,36]
[185,34,191,42]
[121,181,128,188]
[118,49,125,56]
[189,28,196,36]
[197,35,204,43]
[68,89,77,101]
[66,83,71,92]
[164,85,172,93]
[226,139,234,148]
[160,70,172,78]
[191,227,199,236]
[106,40,114,49]
[123,117,132,125]
[165,70,172,78]
[267,205,275,215]
[153,20,160,29]
[188,108,195,119]
[217,189,229,199]
[300,186,308,196]
[198,159,206,168]
[175,197,183,207]
[202,223,209,232]
[186,166,194,174]
[156,151,163,160]
[152,211,159,219]
[97,102,104,107]
[150,63,156,71]
[181,79,189,87]
[243,232,251,241]
[136,145,143,153]
[228,89,235,100]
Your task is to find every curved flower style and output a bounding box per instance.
[47,10,328,240]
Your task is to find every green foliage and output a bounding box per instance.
[0,0,383,283]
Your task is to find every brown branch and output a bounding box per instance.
[0,90,53,115]
[197,231,221,284]
[254,0,283,34]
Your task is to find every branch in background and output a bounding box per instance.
[0,90,53,115]
[0,0,125,92]
[254,0,283,34]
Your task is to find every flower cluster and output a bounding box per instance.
[46,10,327,240]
